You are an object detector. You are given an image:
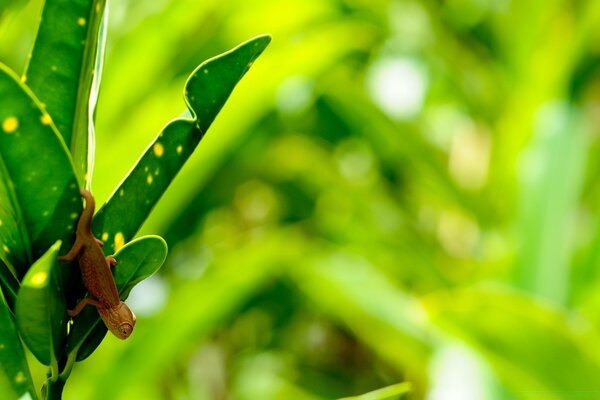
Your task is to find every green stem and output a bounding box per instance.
[42,375,65,400]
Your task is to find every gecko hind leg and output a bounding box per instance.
[95,238,104,247]
[68,297,103,317]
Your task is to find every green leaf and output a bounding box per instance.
[0,64,81,265]
[0,259,19,310]
[92,34,271,255]
[15,241,66,369]
[0,153,30,275]
[424,286,600,397]
[0,287,36,400]
[338,383,412,400]
[23,0,107,187]
[66,235,167,361]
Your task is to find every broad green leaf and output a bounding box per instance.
[424,286,600,398]
[92,34,271,255]
[339,383,412,400]
[23,0,107,187]
[15,241,66,368]
[0,287,36,400]
[0,64,81,265]
[66,235,167,360]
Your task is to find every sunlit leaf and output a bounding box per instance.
[92,34,271,255]
[15,241,66,368]
[339,383,412,400]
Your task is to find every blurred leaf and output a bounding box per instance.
[24,0,107,187]
[92,34,271,255]
[15,241,66,368]
[0,287,36,400]
[515,103,588,304]
[339,383,412,400]
[291,250,434,382]
[66,235,167,361]
[425,286,600,398]
[0,64,81,265]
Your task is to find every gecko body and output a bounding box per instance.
[59,189,135,339]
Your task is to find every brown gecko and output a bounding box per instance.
[58,189,136,339]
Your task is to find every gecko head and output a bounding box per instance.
[99,301,137,340]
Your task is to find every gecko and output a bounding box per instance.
[58,189,136,339]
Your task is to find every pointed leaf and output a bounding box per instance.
[66,235,167,360]
[0,259,19,310]
[23,0,108,187]
[0,289,36,400]
[339,383,412,400]
[15,241,66,367]
[0,64,81,265]
[92,34,271,255]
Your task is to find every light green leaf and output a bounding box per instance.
[424,286,600,398]
[66,235,167,361]
[23,0,107,187]
[339,383,412,400]
[15,241,66,369]
[0,288,36,400]
[92,34,271,255]
[0,64,81,265]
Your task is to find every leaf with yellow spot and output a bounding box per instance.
[0,64,81,276]
[15,241,67,367]
[24,0,108,187]
[66,235,167,361]
[0,288,36,400]
[92,34,271,254]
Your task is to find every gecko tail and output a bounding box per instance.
[77,189,95,233]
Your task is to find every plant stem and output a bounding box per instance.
[43,376,65,400]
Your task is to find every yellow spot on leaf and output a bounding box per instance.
[78,17,86,26]
[2,245,9,254]
[2,117,18,133]
[119,189,125,197]
[70,213,79,220]
[0,219,3,226]
[153,143,164,157]
[96,2,101,12]
[41,114,52,125]
[114,232,125,252]
[20,75,26,83]
[147,174,153,184]
[31,272,47,286]
[176,145,183,154]
[102,232,109,241]
[15,371,25,383]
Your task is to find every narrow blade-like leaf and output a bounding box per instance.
[92,34,271,255]
[23,0,108,187]
[0,288,36,400]
[15,241,66,369]
[66,235,167,360]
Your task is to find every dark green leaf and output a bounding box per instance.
[0,153,30,275]
[23,0,107,186]
[0,64,81,265]
[66,235,167,360]
[92,34,271,255]
[0,259,18,310]
[15,241,66,368]
[0,288,36,400]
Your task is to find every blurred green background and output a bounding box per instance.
[3,0,600,399]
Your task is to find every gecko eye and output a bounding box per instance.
[118,323,133,338]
